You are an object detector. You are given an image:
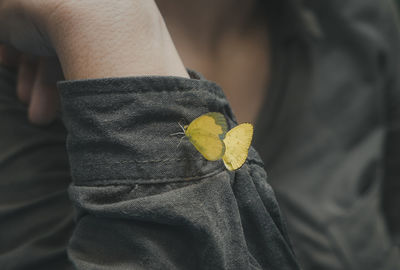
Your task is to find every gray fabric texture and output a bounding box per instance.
[0,68,300,269]
[1,0,400,269]
[255,0,400,269]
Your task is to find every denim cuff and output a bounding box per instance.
[57,71,234,185]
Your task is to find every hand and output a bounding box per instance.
[0,45,63,125]
[0,0,188,125]
[0,1,67,124]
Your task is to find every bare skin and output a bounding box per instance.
[0,0,187,124]
[0,0,270,124]
[157,0,271,123]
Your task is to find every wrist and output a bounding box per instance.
[45,1,188,80]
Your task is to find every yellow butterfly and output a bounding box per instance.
[183,112,253,171]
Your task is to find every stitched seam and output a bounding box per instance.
[73,158,263,167]
[82,158,202,165]
[75,169,221,182]
[73,169,226,187]
[76,157,259,167]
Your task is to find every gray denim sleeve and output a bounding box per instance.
[57,71,300,269]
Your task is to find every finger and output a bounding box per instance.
[29,58,63,125]
[0,44,20,68]
[17,55,38,104]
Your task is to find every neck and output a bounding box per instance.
[156,0,270,123]
[156,0,262,52]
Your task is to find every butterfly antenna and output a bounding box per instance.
[178,122,186,133]
[170,132,185,136]
[176,135,185,148]
[170,121,187,137]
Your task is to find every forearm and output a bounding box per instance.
[45,0,188,80]
[58,72,300,269]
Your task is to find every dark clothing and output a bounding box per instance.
[0,68,73,269]
[256,0,400,269]
[0,69,300,269]
[1,0,400,269]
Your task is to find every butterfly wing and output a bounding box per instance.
[185,112,228,161]
[186,112,228,139]
[188,129,225,161]
[222,123,253,171]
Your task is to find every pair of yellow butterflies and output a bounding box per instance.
[181,112,253,171]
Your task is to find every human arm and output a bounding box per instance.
[0,0,188,124]
[58,72,299,269]
[0,1,300,268]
